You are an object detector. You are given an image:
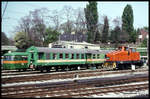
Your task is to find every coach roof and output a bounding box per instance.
[27,46,105,54]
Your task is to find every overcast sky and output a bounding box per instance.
[2,1,149,38]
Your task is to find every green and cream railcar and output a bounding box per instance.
[26,46,106,72]
[3,52,28,71]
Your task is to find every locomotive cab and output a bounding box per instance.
[104,46,143,70]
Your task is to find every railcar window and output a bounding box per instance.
[87,54,91,59]
[22,56,27,60]
[46,53,50,59]
[53,53,57,59]
[71,54,74,59]
[31,53,34,59]
[81,54,84,59]
[76,54,80,59]
[4,56,14,61]
[14,56,27,60]
[93,54,96,59]
[65,54,69,59]
[97,54,99,59]
[38,53,44,60]
[59,53,63,59]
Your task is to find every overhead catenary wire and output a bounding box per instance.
[2,2,8,19]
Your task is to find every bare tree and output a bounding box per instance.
[74,8,86,34]
[61,5,75,34]
[48,9,63,32]
[14,8,48,47]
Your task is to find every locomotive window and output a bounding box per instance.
[125,47,129,51]
[118,47,122,50]
[59,53,63,59]
[65,54,69,59]
[131,48,136,52]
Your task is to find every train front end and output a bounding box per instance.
[3,52,29,71]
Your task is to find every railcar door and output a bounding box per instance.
[28,51,36,69]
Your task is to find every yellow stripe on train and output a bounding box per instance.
[37,59,106,63]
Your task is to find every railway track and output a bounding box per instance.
[2,73,148,98]
[2,66,148,76]
[2,68,148,84]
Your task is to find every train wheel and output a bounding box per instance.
[46,67,51,72]
[23,68,27,71]
[18,69,21,72]
[40,69,43,73]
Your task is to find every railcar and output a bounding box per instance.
[3,52,28,71]
[26,46,106,72]
[104,46,143,69]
